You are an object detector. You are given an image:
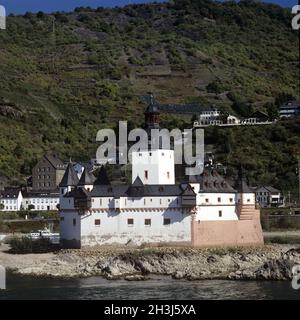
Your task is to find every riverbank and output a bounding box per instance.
[0,243,300,281]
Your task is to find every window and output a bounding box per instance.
[219,210,222,217]
[229,198,233,202]
[167,172,170,179]
[144,170,148,180]
[127,218,134,226]
[95,219,101,226]
[73,218,76,226]
[247,199,250,202]
[164,218,171,225]
[218,197,221,203]
[205,198,209,203]
[145,219,151,226]
[60,217,64,221]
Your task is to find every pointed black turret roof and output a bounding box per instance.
[132,176,144,187]
[78,169,96,186]
[126,176,145,197]
[181,183,196,196]
[235,166,252,193]
[94,166,110,185]
[59,162,79,187]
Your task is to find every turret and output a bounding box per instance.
[59,162,79,197]
[77,168,95,192]
[145,94,160,138]
[234,166,256,214]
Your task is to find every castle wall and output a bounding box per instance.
[195,193,239,221]
[191,208,264,247]
[79,208,192,246]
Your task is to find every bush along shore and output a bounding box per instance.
[0,245,300,281]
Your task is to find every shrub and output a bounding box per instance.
[8,236,54,254]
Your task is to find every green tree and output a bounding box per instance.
[265,102,279,120]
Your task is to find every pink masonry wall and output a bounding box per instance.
[191,206,264,247]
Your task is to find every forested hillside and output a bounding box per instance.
[0,0,299,196]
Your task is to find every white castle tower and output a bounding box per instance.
[132,96,175,185]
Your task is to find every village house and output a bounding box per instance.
[255,186,284,208]
[21,190,60,211]
[59,99,264,248]
[0,188,23,211]
[32,154,66,191]
[279,101,300,118]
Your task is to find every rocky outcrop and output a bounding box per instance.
[1,245,300,280]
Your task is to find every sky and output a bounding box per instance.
[0,0,297,15]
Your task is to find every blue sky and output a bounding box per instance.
[0,1,297,15]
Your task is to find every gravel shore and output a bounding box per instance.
[1,243,300,281]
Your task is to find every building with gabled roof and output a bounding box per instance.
[32,154,67,191]
[59,97,264,248]
[255,186,284,208]
[0,188,23,211]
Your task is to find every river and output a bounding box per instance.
[0,274,299,300]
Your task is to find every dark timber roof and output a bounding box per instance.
[59,163,79,187]
[78,169,96,186]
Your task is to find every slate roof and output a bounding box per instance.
[65,187,91,199]
[140,95,219,115]
[255,186,280,194]
[59,163,79,187]
[234,166,252,193]
[44,154,66,169]
[159,104,218,114]
[90,184,183,198]
[94,166,110,185]
[0,188,21,198]
[200,167,237,193]
[22,190,59,198]
[264,186,280,193]
[78,169,96,186]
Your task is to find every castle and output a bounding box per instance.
[59,99,264,248]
